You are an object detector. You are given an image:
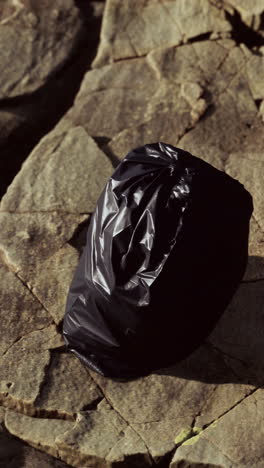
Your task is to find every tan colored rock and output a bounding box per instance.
[132,418,193,460]
[5,409,74,460]
[246,53,264,100]
[259,100,264,121]
[0,261,52,356]
[90,343,253,459]
[179,68,258,168]
[25,244,80,324]
[56,402,127,466]
[92,0,231,67]
[68,40,230,143]
[5,400,149,468]
[170,389,264,467]
[0,211,87,274]
[0,325,64,414]
[0,126,113,214]
[35,352,102,418]
[107,81,204,160]
[106,426,151,466]
[0,408,72,468]
[245,216,264,281]
[67,58,159,138]
[0,0,83,99]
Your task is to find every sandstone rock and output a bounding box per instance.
[0,211,87,274]
[0,408,73,468]
[0,126,113,214]
[5,409,74,460]
[92,0,231,67]
[0,0,84,99]
[34,352,102,418]
[90,342,253,459]
[106,426,152,467]
[170,389,264,467]
[0,261,52,356]
[259,100,264,121]
[245,217,264,281]
[62,39,259,174]
[4,400,149,468]
[246,52,264,100]
[67,58,159,138]
[26,244,80,324]
[0,125,111,283]
[107,81,206,161]
[56,403,128,466]
[0,326,64,414]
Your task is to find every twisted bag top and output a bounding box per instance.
[63,142,253,380]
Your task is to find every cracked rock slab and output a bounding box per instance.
[0,261,52,356]
[24,244,80,325]
[90,342,253,459]
[34,352,102,418]
[107,77,208,160]
[0,126,113,214]
[92,0,231,67]
[0,325,64,415]
[0,211,88,275]
[64,39,228,143]
[170,389,264,467]
[106,425,152,467]
[0,0,84,99]
[56,402,128,466]
[5,409,74,460]
[0,407,72,468]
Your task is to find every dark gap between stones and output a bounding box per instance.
[226,10,264,49]
[0,3,103,200]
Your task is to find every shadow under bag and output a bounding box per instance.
[63,142,253,379]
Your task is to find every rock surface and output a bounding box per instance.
[1,0,264,466]
[92,0,232,67]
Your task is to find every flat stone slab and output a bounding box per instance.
[170,389,264,467]
[92,0,231,67]
[0,126,113,214]
[0,0,84,99]
[0,2,263,466]
[0,261,52,356]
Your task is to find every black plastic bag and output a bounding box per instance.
[63,143,253,379]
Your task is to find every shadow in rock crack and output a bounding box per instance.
[155,256,264,387]
[0,425,73,468]
[0,2,103,200]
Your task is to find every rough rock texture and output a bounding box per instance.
[92,0,232,67]
[0,0,84,98]
[0,0,105,198]
[1,0,264,466]
[170,389,264,467]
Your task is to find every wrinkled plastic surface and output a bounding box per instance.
[63,143,253,379]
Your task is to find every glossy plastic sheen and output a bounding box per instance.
[63,143,253,379]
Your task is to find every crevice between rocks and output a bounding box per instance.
[0,3,103,200]
[174,385,260,454]
[87,371,155,465]
[16,271,57,324]
[226,9,264,50]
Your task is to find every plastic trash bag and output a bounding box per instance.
[63,143,253,379]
